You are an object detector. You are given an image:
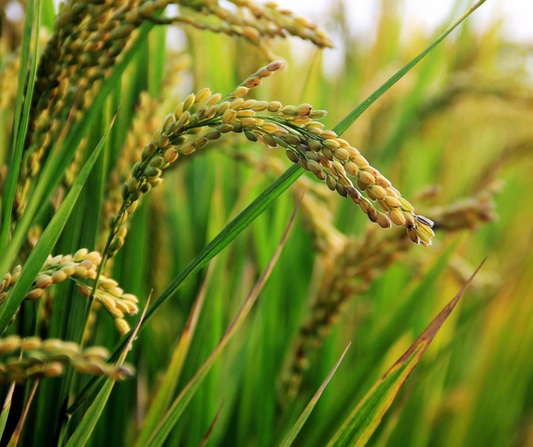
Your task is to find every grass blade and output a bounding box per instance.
[326,259,486,447]
[0,114,116,334]
[0,381,16,438]
[64,293,151,447]
[279,343,351,447]
[199,402,224,447]
[6,380,40,447]
[0,0,41,256]
[137,204,299,447]
[136,266,214,445]
[41,0,55,29]
[141,165,302,329]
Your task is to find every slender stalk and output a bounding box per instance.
[7,379,40,447]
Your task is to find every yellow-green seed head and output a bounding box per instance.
[195,88,212,103]
[232,86,249,98]
[297,103,312,116]
[267,101,282,112]
[222,109,237,123]
[281,105,298,117]
[183,93,196,110]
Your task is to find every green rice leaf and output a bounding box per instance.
[326,260,486,447]
[0,382,16,438]
[140,165,301,329]
[135,205,298,447]
[199,402,224,447]
[41,0,56,29]
[65,293,149,447]
[0,0,41,257]
[279,343,351,447]
[64,374,115,447]
[136,267,214,446]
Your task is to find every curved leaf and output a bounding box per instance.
[279,343,351,447]
[136,205,298,447]
[327,260,486,447]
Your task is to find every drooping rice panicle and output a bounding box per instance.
[0,249,139,334]
[0,336,133,384]
[155,0,333,58]
[429,190,498,230]
[99,54,190,248]
[102,61,433,272]
[100,92,162,248]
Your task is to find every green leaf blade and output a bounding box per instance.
[0,0,42,257]
[327,260,486,447]
[137,206,298,447]
[333,0,487,136]
[279,343,351,447]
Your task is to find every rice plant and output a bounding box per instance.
[2,0,532,445]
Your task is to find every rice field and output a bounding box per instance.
[0,0,532,445]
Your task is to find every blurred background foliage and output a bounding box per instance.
[1,0,533,445]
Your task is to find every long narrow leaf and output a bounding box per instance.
[0,382,16,438]
[0,114,116,334]
[7,380,40,447]
[41,0,56,29]
[326,260,486,447]
[0,0,42,257]
[279,343,351,447]
[137,204,299,447]
[199,403,224,447]
[136,266,214,445]
[142,165,302,328]
[64,293,151,447]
